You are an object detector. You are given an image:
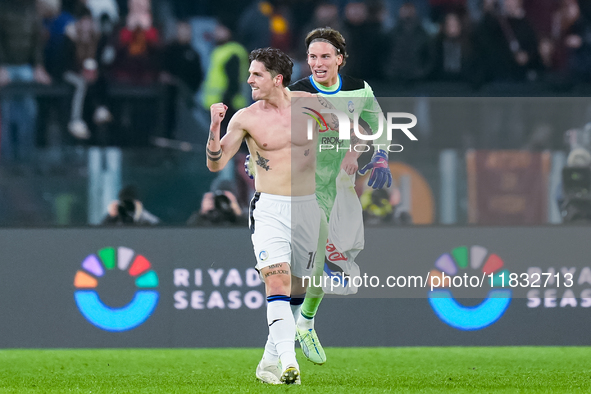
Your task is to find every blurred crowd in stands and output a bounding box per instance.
[173,0,591,85]
[1,0,591,157]
[2,0,591,226]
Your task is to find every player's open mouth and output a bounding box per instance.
[314,70,327,77]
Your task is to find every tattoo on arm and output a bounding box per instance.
[317,96,330,108]
[327,113,339,130]
[263,269,290,278]
[206,147,222,161]
[304,149,310,156]
[316,95,338,110]
[263,264,289,278]
[314,95,340,130]
[350,120,371,146]
[255,152,271,171]
[207,129,222,161]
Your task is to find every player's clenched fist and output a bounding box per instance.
[210,103,228,126]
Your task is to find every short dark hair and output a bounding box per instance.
[305,27,348,69]
[249,47,293,87]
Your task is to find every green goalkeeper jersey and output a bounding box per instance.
[289,74,387,217]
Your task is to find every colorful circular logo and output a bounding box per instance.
[73,247,159,332]
[428,245,512,331]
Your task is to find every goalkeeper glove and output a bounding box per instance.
[358,150,392,189]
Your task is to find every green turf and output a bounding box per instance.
[0,347,590,393]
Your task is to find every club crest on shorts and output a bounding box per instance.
[259,250,269,261]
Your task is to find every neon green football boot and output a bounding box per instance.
[296,326,327,365]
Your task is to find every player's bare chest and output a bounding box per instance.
[248,117,291,151]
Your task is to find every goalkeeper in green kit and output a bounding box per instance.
[246,28,392,364]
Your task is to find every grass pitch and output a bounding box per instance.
[0,347,589,393]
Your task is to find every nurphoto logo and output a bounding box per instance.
[305,109,418,153]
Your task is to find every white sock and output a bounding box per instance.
[267,297,298,369]
[261,334,278,365]
[298,313,315,330]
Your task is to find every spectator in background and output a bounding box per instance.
[187,188,246,226]
[360,185,412,225]
[111,0,160,85]
[38,0,76,81]
[0,0,52,163]
[266,1,293,53]
[552,0,591,83]
[522,0,555,39]
[298,2,346,57]
[201,22,249,135]
[475,0,541,82]
[63,0,91,17]
[90,12,117,133]
[551,0,575,72]
[84,0,119,24]
[162,21,203,93]
[429,0,467,22]
[432,12,478,82]
[101,184,160,225]
[557,147,591,223]
[305,2,344,33]
[538,36,557,74]
[237,1,271,50]
[361,188,394,225]
[237,1,293,53]
[161,20,203,138]
[63,8,110,140]
[384,2,435,83]
[95,11,116,78]
[115,0,128,17]
[209,0,251,34]
[107,0,160,146]
[388,0,432,26]
[343,1,388,81]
